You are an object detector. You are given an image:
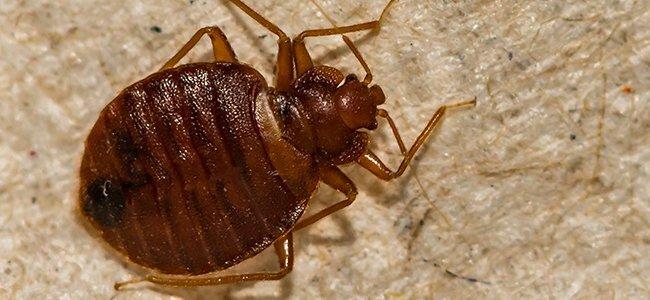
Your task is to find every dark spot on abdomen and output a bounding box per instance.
[111,130,150,187]
[113,130,138,164]
[84,178,126,228]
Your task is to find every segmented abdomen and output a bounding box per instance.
[79,62,307,275]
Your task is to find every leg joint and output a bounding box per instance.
[294,33,307,43]
[383,174,396,182]
[344,189,358,205]
[282,263,293,274]
[278,35,291,45]
[199,26,225,35]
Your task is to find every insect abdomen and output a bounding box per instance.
[79,63,308,275]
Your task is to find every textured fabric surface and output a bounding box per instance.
[1,0,648,299]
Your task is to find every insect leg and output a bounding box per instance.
[227,0,293,92]
[293,166,358,231]
[160,26,236,71]
[114,233,294,289]
[293,0,397,77]
[377,109,408,155]
[357,98,477,180]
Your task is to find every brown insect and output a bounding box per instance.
[78,0,475,290]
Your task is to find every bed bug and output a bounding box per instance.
[78,0,476,290]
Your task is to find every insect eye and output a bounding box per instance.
[345,74,358,83]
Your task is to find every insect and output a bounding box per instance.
[78,0,476,290]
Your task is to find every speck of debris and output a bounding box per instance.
[31,197,37,204]
[29,150,37,157]
[189,0,196,4]
[570,133,577,141]
[620,85,635,94]
[150,26,162,33]
[258,34,267,39]
[508,51,513,60]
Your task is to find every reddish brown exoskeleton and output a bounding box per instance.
[77,0,476,289]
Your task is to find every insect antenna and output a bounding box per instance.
[308,0,398,85]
